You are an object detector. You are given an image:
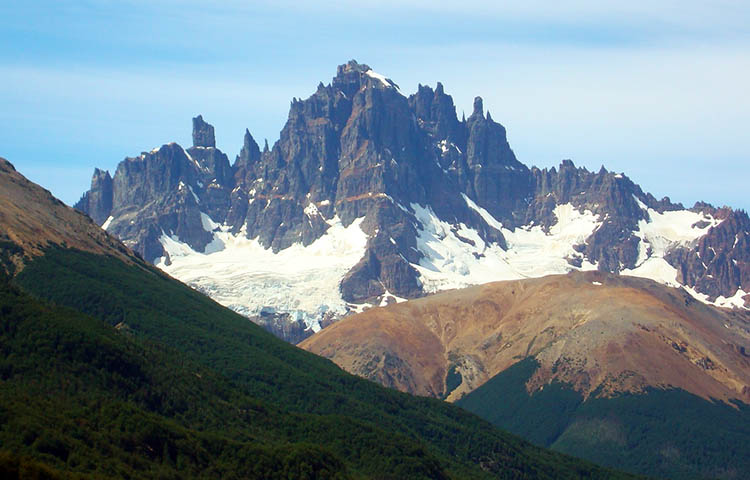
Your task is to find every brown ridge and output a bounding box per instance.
[0,157,135,274]
[301,271,750,404]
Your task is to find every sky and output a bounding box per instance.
[1,1,749,211]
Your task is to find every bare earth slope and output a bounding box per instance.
[0,158,133,274]
[301,271,750,403]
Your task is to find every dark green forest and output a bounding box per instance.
[0,247,636,479]
[458,358,750,479]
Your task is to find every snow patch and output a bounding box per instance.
[438,140,450,154]
[462,194,504,231]
[101,216,114,231]
[365,69,404,96]
[633,195,648,211]
[347,302,373,314]
[304,202,320,217]
[714,288,749,309]
[177,181,199,204]
[620,198,735,306]
[200,212,220,232]
[379,290,409,307]
[181,146,203,171]
[412,201,601,293]
[188,185,200,204]
[623,199,720,288]
[155,216,368,332]
[684,286,749,310]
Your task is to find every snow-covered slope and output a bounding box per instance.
[156,215,367,332]
[411,198,600,292]
[154,191,738,335]
[618,196,741,307]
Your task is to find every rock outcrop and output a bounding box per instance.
[192,114,216,148]
[75,168,113,225]
[669,209,750,301]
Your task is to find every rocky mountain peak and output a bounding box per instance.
[75,60,750,343]
[192,114,216,148]
[74,167,113,225]
[93,167,110,178]
[408,83,463,144]
[471,96,484,119]
[331,59,402,96]
[332,60,370,97]
[236,128,261,168]
[337,59,371,76]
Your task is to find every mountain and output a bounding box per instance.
[75,60,750,341]
[300,271,750,478]
[1,157,637,479]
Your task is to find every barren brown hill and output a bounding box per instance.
[0,158,133,275]
[301,271,750,403]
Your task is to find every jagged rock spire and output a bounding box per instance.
[337,59,370,76]
[74,168,113,225]
[192,115,216,148]
[472,97,484,118]
[237,128,261,167]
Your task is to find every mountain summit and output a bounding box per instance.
[76,61,750,339]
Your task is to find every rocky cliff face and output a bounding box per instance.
[668,209,750,300]
[76,60,749,341]
[76,168,113,226]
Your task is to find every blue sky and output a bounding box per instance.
[1,1,749,211]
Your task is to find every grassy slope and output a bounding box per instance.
[458,358,750,480]
[2,247,636,479]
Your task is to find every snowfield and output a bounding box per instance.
[622,195,723,298]
[156,215,367,332]
[412,198,600,293]
[153,194,740,332]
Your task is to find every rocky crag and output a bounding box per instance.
[76,61,750,341]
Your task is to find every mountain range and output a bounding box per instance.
[74,60,750,341]
[5,58,750,479]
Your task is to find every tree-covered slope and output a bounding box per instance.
[0,248,636,479]
[458,358,750,479]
